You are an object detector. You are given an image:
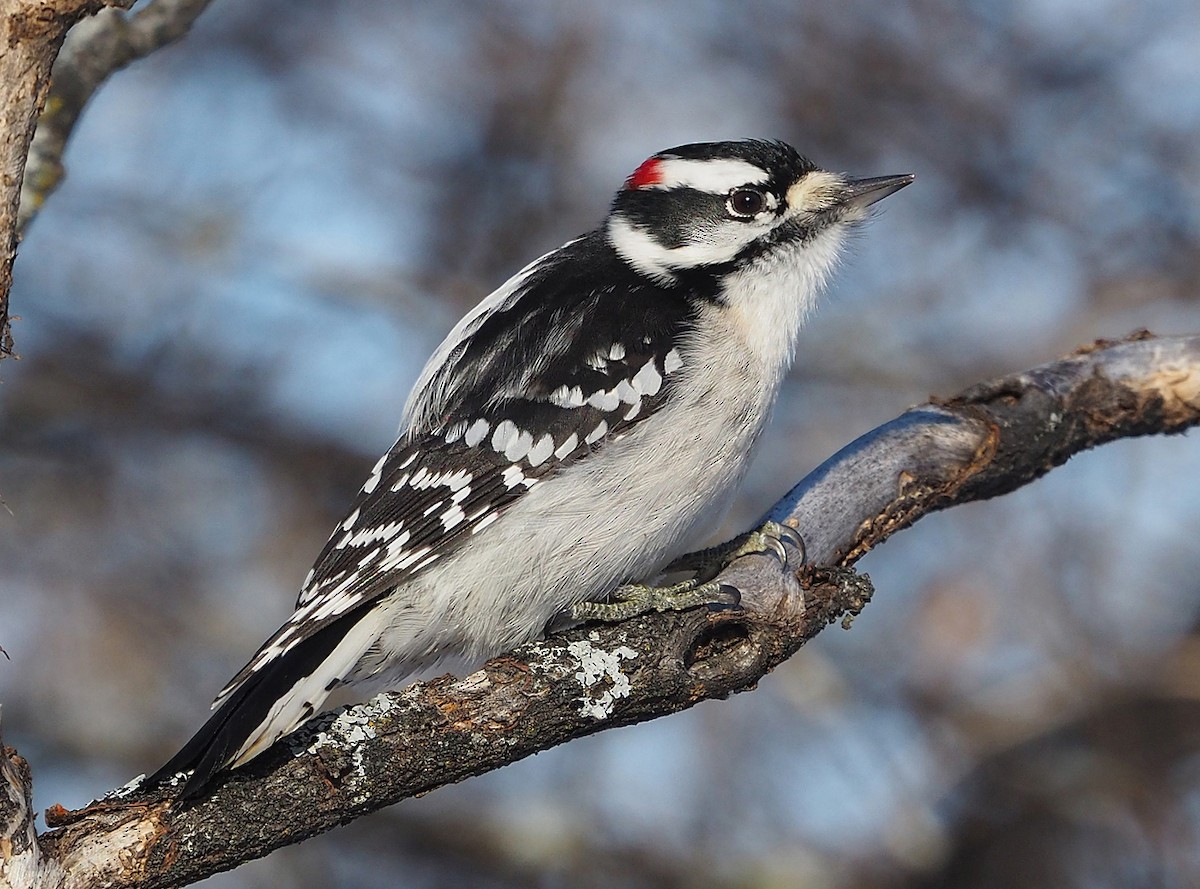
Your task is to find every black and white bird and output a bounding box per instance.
[149,139,912,796]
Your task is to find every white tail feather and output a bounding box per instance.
[227,615,382,767]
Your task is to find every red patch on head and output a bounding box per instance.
[624,158,663,190]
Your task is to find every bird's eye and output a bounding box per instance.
[727,188,767,218]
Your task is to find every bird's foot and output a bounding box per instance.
[664,520,805,583]
[569,521,804,623]
[570,577,740,622]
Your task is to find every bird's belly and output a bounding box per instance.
[401,371,774,661]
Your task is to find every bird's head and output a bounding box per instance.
[607,139,913,285]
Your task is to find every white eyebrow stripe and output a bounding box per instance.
[644,158,770,193]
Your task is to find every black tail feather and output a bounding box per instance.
[146,670,272,799]
[147,600,377,799]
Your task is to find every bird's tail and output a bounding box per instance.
[147,599,380,798]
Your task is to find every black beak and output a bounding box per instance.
[842,174,915,210]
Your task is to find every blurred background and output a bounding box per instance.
[3,0,1200,886]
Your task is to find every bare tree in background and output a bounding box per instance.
[4,3,1200,889]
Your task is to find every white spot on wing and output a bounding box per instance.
[413,552,441,572]
[664,348,684,374]
[631,360,663,396]
[473,512,500,534]
[377,532,415,573]
[585,420,608,445]
[615,380,639,404]
[504,429,533,462]
[554,433,578,459]
[608,343,626,361]
[440,504,466,530]
[502,464,527,489]
[490,420,518,453]
[341,521,406,548]
[380,530,412,562]
[362,453,388,494]
[587,388,620,411]
[547,386,576,408]
[394,546,430,572]
[464,419,490,447]
[341,508,360,531]
[527,433,554,467]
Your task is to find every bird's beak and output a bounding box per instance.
[842,174,915,210]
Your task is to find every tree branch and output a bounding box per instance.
[0,0,212,364]
[7,330,1199,888]
[18,0,214,234]
[765,329,1200,564]
[1,0,124,362]
[2,713,64,889]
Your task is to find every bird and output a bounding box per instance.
[148,139,912,797]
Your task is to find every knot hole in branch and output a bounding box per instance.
[684,617,756,679]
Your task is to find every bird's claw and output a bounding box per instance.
[664,520,806,580]
[728,520,805,567]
